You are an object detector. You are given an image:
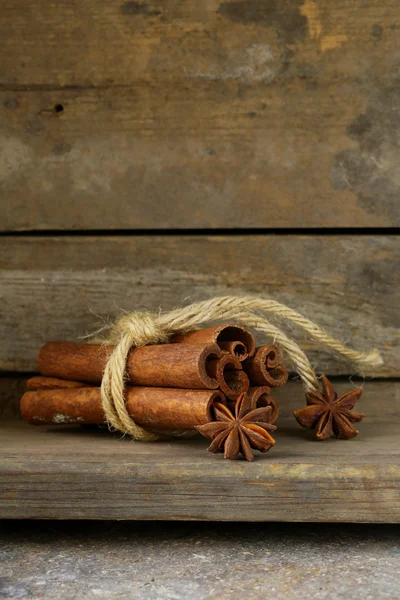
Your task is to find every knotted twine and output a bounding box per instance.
[97,296,383,441]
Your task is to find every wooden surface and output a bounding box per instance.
[1,0,400,229]
[1,1,398,525]
[1,380,399,522]
[1,235,398,376]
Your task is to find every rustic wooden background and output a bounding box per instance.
[0,0,399,377]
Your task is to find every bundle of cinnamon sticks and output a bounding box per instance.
[21,324,288,460]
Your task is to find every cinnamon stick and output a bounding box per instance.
[26,376,90,390]
[38,341,222,389]
[21,387,226,430]
[218,341,248,361]
[171,324,256,360]
[245,386,279,424]
[243,345,288,388]
[207,354,249,401]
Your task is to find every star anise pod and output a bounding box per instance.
[195,392,277,461]
[293,375,365,440]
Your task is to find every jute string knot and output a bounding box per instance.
[98,295,384,441]
[107,311,169,347]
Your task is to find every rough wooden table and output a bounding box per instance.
[1,380,399,522]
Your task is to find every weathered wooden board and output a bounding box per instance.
[1,0,400,229]
[1,235,398,375]
[1,380,399,522]
[3,0,398,87]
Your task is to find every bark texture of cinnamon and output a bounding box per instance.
[171,324,256,361]
[243,345,288,388]
[245,386,279,424]
[21,386,226,430]
[26,376,91,390]
[207,354,249,401]
[38,341,223,389]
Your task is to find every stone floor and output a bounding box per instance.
[0,521,399,599]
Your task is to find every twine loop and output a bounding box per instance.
[107,311,168,347]
[97,296,384,441]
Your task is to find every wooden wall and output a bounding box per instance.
[0,0,399,376]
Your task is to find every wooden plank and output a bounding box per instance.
[1,1,400,229]
[3,0,398,87]
[1,381,399,522]
[1,235,398,376]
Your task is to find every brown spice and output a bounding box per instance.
[293,375,364,440]
[245,386,279,424]
[219,341,248,361]
[21,386,226,430]
[207,354,249,400]
[38,341,222,389]
[195,392,277,461]
[243,345,288,387]
[26,376,90,390]
[171,324,256,360]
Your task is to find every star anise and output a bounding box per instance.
[293,375,364,440]
[195,392,277,461]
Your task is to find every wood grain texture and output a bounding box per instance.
[1,235,398,376]
[1,0,400,229]
[1,380,399,522]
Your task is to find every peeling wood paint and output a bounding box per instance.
[191,44,276,83]
[300,0,322,39]
[320,34,348,52]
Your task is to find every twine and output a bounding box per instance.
[98,296,383,441]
